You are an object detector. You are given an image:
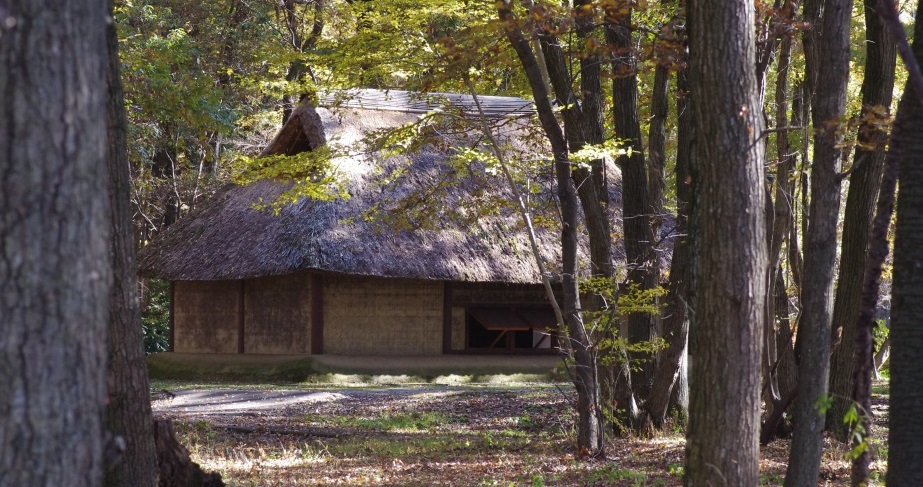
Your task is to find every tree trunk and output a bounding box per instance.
[827,0,897,441]
[647,63,669,246]
[104,1,160,484]
[281,0,324,125]
[537,24,613,282]
[873,335,890,378]
[498,1,604,456]
[605,6,658,404]
[886,0,923,482]
[785,0,853,483]
[641,64,691,429]
[760,30,798,442]
[684,0,767,484]
[154,420,225,487]
[0,1,112,484]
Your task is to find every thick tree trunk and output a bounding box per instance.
[154,420,225,487]
[0,1,112,484]
[785,0,853,483]
[886,0,923,482]
[848,83,898,487]
[104,1,160,485]
[827,0,897,441]
[684,0,767,484]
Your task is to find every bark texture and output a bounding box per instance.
[886,0,923,482]
[154,420,225,487]
[785,0,853,483]
[827,0,896,441]
[684,0,767,484]
[0,0,112,484]
[104,0,160,484]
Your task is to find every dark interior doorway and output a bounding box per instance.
[465,306,556,353]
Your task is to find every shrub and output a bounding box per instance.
[142,278,171,354]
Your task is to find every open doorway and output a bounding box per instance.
[465,306,557,353]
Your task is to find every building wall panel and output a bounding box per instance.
[244,274,311,353]
[173,281,239,353]
[324,275,443,354]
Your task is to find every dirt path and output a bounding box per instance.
[153,389,350,415]
[151,387,476,416]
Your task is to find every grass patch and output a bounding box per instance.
[585,464,649,486]
[147,353,565,385]
[147,353,319,382]
[305,411,461,432]
[872,379,889,397]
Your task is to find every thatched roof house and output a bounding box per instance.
[138,89,623,356]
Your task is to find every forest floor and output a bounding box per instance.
[152,380,889,486]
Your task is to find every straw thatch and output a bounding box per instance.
[137,89,624,283]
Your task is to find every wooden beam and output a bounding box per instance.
[311,273,324,354]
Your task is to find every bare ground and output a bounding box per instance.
[152,383,889,486]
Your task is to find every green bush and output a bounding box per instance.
[142,279,171,354]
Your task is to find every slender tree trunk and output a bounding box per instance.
[646,51,670,361]
[0,0,112,484]
[684,0,767,484]
[642,65,691,429]
[667,64,693,423]
[785,0,853,483]
[537,28,613,282]
[886,0,923,482]
[827,0,897,441]
[648,63,668,245]
[761,30,797,443]
[104,1,159,484]
[281,0,324,124]
[498,1,604,456]
[605,6,658,404]
[788,82,809,297]
[873,335,890,378]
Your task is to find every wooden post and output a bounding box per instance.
[311,274,324,354]
[168,281,175,352]
[237,280,245,354]
[443,282,453,354]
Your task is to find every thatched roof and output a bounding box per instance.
[138,89,623,283]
